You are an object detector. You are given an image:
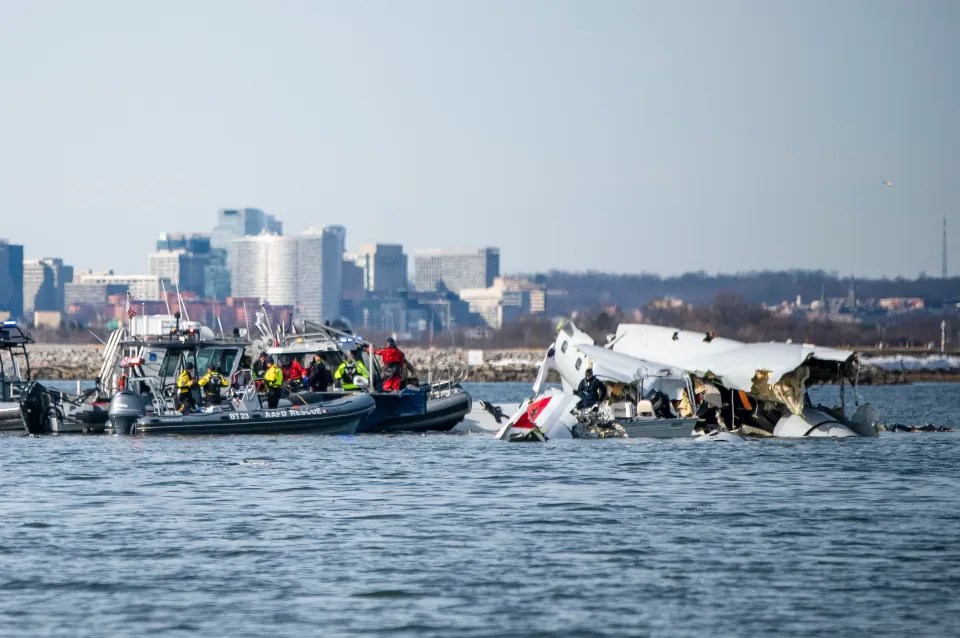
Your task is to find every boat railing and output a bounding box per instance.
[426,359,468,398]
[96,327,126,394]
[136,375,175,416]
[229,369,263,411]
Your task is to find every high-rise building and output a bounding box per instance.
[148,249,207,296]
[23,258,74,314]
[211,208,282,250]
[0,239,24,319]
[229,226,344,323]
[413,247,500,293]
[355,243,408,293]
[156,232,212,254]
[320,226,345,322]
[204,249,231,300]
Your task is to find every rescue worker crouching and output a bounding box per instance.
[176,361,198,413]
[263,356,285,409]
[198,363,230,408]
[575,368,607,409]
[334,351,369,392]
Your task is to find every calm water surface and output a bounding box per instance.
[1,382,959,637]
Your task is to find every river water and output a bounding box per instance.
[2,382,959,637]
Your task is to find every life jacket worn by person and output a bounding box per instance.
[264,363,284,390]
[176,364,197,412]
[334,358,369,391]
[177,368,195,396]
[198,367,229,405]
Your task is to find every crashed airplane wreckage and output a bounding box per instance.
[608,324,878,438]
[488,320,878,441]
[492,321,701,442]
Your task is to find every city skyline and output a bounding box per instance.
[2,1,959,278]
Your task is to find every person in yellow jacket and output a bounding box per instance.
[176,361,197,413]
[198,363,230,407]
[263,356,285,409]
[334,351,369,391]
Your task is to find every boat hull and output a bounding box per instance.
[294,386,472,434]
[615,416,698,439]
[116,394,375,436]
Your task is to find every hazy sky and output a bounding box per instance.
[1,0,958,278]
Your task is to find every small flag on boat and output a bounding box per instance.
[127,306,138,319]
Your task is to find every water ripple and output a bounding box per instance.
[1,383,959,636]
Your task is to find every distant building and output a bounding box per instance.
[318,226,345,323]
[649,296,688,310]
[350,290,482,338]
[340,257,365,322]
[459,277,539,329]
[204,249,231,300]
[211,208,282,251]
[74,271,164,301]
[156,232,211,254]
[229,225,344,323]
[148,249,207,296]
[33,310,63,329]
[65,282,128,307]
[23,257,73,314]
[0,239,24,319]
[879,297,926,312]
[355,244,408,293]
[413,247,499,293]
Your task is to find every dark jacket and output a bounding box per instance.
[308,359,332,392]
[575,376,607,407]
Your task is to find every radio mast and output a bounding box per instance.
[943,217,948,278]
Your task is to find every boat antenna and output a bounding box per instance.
[217,316,225,339]
[160,279,173,315]
[261,301,274,335]
[243,301,250,338]
[175,283,190,322]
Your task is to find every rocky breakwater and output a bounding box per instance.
[26,344,105,380]
[404,348,546,383]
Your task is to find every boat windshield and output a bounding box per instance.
[158,347,242,379]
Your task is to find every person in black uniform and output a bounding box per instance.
[575,368,607,409]
[308,352,332,392]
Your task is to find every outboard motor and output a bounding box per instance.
[19,381,52,435]
[107,390,145,435]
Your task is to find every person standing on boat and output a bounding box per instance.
[375,337,415,392]
[263,356,284,409]
[575,368,607,409]
[198,364,229,408]
[308,352,332,392]
[253,352,269,379]
[176,361,198,413]
[334,351,369,392]
[284,356,307,390]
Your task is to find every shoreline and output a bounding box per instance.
[15,343,960,385]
